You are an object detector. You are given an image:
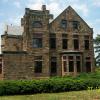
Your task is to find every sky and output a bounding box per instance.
[0,0,100,38]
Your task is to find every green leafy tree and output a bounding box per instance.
[94,35,100,66]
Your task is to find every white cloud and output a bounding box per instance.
[27,4,42,10]
[95,19,100,23]
[27,0,45,10]
[8,15,23,25]
[72,4,89,17]
[13,1,21,8]
[93,0,100,7]
[93,28,100,38]
[27,0,63,18]
[48,3,63,18]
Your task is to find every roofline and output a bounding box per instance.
[50,5,92,30]
[1,34,22,38]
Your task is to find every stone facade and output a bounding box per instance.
[0,5,95,80]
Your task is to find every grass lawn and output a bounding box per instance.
[0,90,100,100]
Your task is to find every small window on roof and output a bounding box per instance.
[73,21,79,30]
[32,21,42,28]
[61,20,67,28]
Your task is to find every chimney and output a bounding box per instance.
[4,25,8,35]
[42,5,46,11]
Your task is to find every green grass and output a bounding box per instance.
[0,90,100,100]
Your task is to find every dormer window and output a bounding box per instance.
[73,21,79,30]
[61,20,67,28]
[32,21,42,28]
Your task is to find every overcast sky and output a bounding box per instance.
[0,0,100,38]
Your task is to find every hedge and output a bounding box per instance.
[0,78,100,96]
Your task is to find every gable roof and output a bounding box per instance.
[50,6,92,30]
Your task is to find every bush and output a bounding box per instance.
[0,78,100,96]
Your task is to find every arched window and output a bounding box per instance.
[32,21,42,28]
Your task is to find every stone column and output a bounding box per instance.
[74,56,77,76]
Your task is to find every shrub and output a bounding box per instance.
[0,78,100,96]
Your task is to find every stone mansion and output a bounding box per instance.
[0,5,95,80]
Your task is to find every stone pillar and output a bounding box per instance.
[74,56,77,76]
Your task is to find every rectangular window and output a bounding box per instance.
[68,56,73,60]
[33,38,42,48]
[85,56,91,72]
[69,61,74,72]
[63,61,67,72]
[61,20,67,28]
[73,21,79,30]
[63,56,67,60]
[62,34,68,38]
[49,34,56,49]
[33,33,42,48]
[34,56,42,73]
[86,62,91,72]
[74,39,79,50]
[76,56,80,60]
[62,34,68,49]
[51,57,57,73]
[85,40,89,50]
[62,39,68,49]
[76,61,81,72]
[84,36,89,50]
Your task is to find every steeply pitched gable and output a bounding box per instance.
[50,6,93,33]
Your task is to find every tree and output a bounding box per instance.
[94,34,100,66]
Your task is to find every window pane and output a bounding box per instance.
[62,34,68,38]
[73,21,79,30]
[62,39,68,49]
[51,57,57,73]
[86,62,91,72]
[61,20,67,28]
[69,61,74,72]
[33,38,42,48]
[85,40,89,50]
[50,38,56,49]
[63,61,67,72]
[51,62,57,73]
[68,56,73,60]
[76,56,80,60]
[63,56,67,60]
[32,21,42,28]
[74,39,79,50]
[34,61,42,73]
[76,61,81,72]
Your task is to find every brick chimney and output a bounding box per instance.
[42,5,46,11]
